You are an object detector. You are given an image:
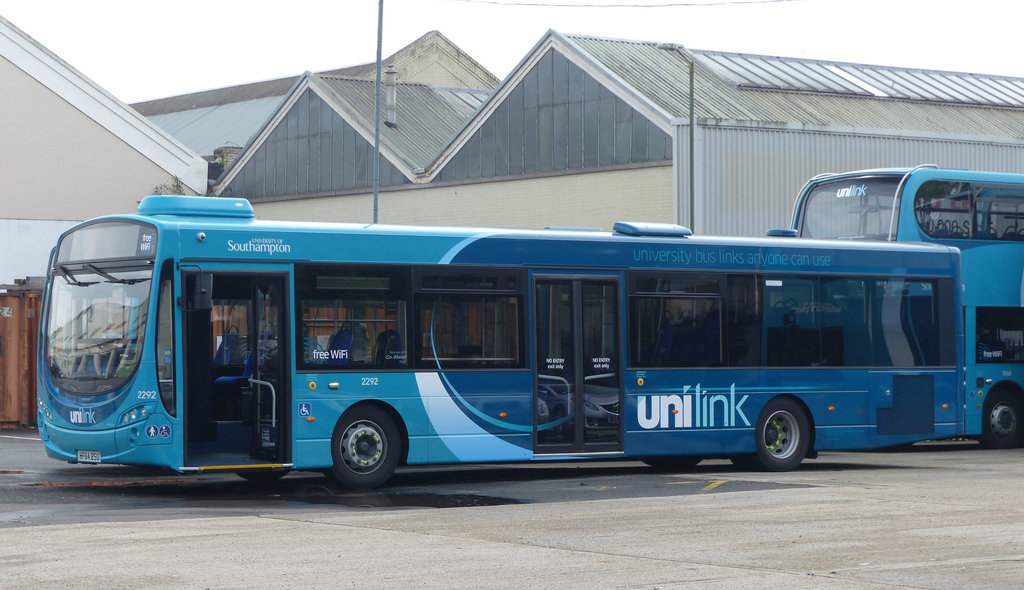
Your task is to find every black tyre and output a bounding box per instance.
[641,456,702,471]
[329,405,402,489]
[754,397,810,472]
[980,390,1022,449]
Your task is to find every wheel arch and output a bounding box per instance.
[988,379,1024,403]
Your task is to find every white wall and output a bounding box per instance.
[0,57,194,220]
[0,219,75,285]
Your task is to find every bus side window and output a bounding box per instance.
[628,273,722,369]
[764,276,819,366]
[724,275,760,367]
[977,307,1024,363]
[155,264,176,416]
[975,188,1024,241]
[417,293,522,369]
[295,265,409,370]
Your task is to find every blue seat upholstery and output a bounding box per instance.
[326,330,352,366]
[214,349,255,387]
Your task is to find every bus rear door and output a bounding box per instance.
[534,275,622,454]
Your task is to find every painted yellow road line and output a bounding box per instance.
[702,480,728,492]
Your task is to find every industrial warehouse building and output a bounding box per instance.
[209,30,1024,237]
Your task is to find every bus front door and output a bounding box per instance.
[182,270,290,470]
[534,277,622,454]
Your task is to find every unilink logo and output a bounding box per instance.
[69,408,96,424]
[835,184,868,198]
[637,384,750,429]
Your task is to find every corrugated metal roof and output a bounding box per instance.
[560,33,1024,139]
[695,50,1024,107]
[434,87,490,117]
[145,96,284,156]
[315,75,490,171]
[131,76,301,117]
[133,31,498,158]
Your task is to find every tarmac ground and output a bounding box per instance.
[1,430,1022,589]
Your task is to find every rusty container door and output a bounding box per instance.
[0,292,40,428]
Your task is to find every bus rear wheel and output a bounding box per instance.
[980,391,1022,449]
[754,398,810,472]
[329,406,401,489]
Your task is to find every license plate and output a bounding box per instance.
[77,450,101,463]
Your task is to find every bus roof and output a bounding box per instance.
[120,195,958,256]
[805,167,1024,185]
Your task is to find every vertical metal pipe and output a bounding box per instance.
[372,0,384,224]
[688,58,695,233]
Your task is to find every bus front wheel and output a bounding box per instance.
[981,391,1022,449]
[754,398,810,471]
[329,405,402,489]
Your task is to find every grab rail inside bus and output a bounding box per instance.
[249,377,277,428]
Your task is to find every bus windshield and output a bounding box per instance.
[45,220,158,397]
[46,265,152,395]
[800,176,900,240]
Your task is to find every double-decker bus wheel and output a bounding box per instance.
[981,390,1022,449]
[329,405,402,489]
[754,398,810,472]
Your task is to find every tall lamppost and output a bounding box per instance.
[372,0,383,224]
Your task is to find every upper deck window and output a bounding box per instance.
[915,181,1024,241]
[799,177,900,240]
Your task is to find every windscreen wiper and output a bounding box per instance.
[85,264,149,285]
[56,264,95,286]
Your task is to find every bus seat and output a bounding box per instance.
[326,330,353,366]
[374,329,403,367]
[214,349,255,387]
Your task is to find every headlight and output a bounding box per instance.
[120,404,153,425]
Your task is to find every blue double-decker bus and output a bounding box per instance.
[793,166,1024,448]
[38,196,963,488]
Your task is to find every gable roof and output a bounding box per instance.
[0,15,207,193]
[315,75,488,172]
[694,50,1024,107]
[430,29,1024,179]
[563,32,1024,137]
[214,71,489,193]
[133,31,499,158]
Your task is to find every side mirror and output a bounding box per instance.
[193,272,213,311]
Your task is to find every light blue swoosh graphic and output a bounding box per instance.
[415,373,531,462]
[437,232,498,264]
[428,303,531,433]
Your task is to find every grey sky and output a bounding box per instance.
[1,0,1016,103]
